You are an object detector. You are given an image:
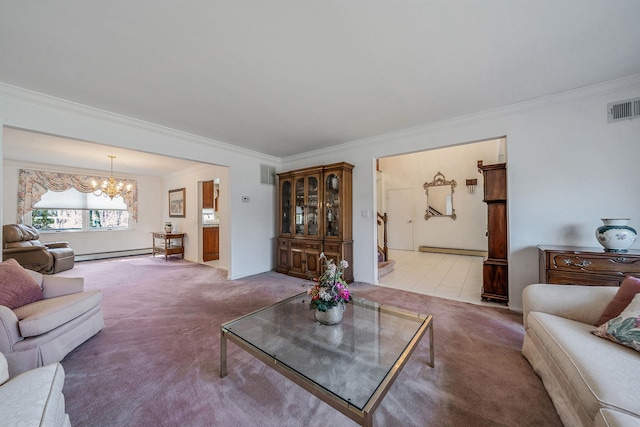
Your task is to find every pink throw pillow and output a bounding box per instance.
[0,258,43,309]
[595,276,640,326]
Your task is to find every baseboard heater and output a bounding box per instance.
[418,246,487,257]
[75,248,153,262]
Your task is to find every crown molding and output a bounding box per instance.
[283,73,640,163]
[0,83,281,164]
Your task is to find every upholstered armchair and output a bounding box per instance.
[2,224,75,274]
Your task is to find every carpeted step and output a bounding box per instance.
[378,259,395,278]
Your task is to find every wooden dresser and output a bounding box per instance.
[538,245,640,286]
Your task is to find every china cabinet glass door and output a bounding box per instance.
[325,173,340,237]
[295,177,305,235]
[280,180,292,234]
[307,176,319,237]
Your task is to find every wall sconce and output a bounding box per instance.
[466,179,477,194]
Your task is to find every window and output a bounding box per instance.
[31,188,130,232]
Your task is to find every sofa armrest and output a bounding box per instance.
[43,242,70,249]
[41,276,84,299]
[3,249,53,273]
[3,246,48,254]
[0,361,66,425]
[522,284,618,329]
[0,306,23,354]
[0,351,8,385]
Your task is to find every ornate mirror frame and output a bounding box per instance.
[423,172,457,220]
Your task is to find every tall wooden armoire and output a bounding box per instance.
[478,161,508,303]
[276,162,354,282]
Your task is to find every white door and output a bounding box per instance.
[387,189,414,250]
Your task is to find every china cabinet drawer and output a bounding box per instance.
[278,239,289,249]
[324,243,340,253]
[290,241,321,251]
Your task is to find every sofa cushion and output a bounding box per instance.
[14,290,102,337]
[593,293,640,352]
[0,362,67,426]
[596,276,640,326]
[0,258,43,309]
[527,311,640,419]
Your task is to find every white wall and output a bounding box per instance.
[378,138,501,251]
[282,75,640,312]
[2,76,639,312]
[2,159,163,254]
[0,84,280,279]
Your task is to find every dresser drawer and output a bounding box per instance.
[548,252,640,276]
[547,271,622,287]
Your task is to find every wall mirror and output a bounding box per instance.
[423,172,457,220]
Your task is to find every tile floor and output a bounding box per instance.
[378,249,506,308]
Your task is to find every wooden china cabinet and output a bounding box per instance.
[478,161,508,303]
[276,162,354,282]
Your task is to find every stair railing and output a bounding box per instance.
[377,212,388,262]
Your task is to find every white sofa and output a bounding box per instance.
[0,352,70,426]
[522,284,640,427]
[0,268,104,377]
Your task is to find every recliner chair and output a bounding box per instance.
[2,224,75,274]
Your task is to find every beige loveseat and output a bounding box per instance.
[0,352,70,426]
[522,284,640,427]
[0,265,104,377]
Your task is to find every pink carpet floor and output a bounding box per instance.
[57,256,561,427]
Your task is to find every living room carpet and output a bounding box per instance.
[58,256,561,427]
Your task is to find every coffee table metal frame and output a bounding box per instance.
[220,293,434,427]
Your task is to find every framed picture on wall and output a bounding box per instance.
[169,188,186,218]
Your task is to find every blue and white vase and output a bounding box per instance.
[596,218,637,252]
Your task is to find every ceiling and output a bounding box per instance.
[2,127,203,176]
[1,1,640,159]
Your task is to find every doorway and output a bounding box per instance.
[201,178,221,265]
[376,136,506,274]
[386,188,414,250]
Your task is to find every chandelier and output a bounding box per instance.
[92,155,132,199]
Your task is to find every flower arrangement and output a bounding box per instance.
[306,253,351,312]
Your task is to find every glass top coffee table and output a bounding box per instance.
[220,292,433,426]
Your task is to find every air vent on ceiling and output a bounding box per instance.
[607,97,640,123]
[260,164,276,185]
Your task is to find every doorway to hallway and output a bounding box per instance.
[386,188,414,251]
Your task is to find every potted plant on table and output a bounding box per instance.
[306,253,351,325]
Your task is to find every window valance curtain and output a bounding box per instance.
[17,169,138,222]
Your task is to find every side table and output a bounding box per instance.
[152,232,185,260]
